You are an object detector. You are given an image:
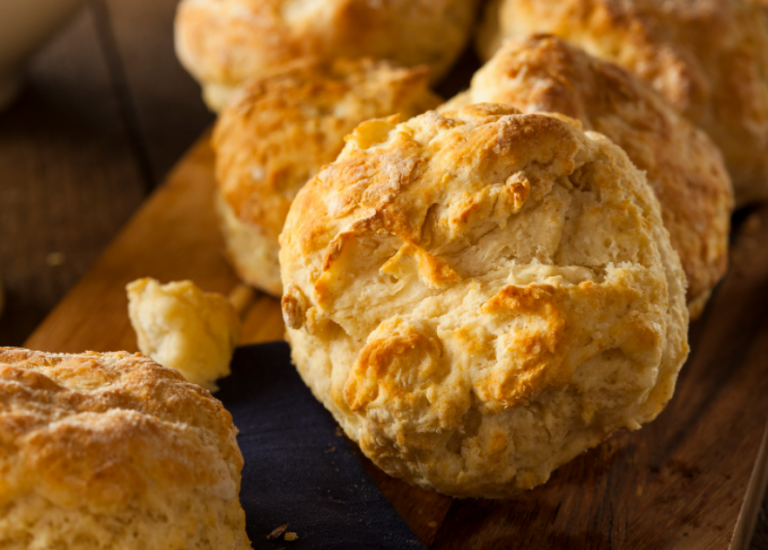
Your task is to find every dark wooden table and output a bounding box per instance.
[1,1,766,547]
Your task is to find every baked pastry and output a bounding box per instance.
[175,0,479,111]
[0,347,250,549]
[477,0,768,205]
[127,278,241,392]
[443,35,732,317]
[279,104,689,498]
[214,58,441,295]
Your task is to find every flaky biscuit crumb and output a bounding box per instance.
[127,278,241,392]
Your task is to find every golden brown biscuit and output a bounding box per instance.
[175,0,479,111]
[279,104,689,498]
[214,58,441,295]
[0,347,250,549]
[443,35,733,317]
[127,278,241,392]
[477,0,768,205]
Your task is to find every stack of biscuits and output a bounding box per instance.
[3,0,767,546]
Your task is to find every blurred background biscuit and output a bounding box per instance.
[279,104,689,498]
[477,0,768,206]
[214,58,441,295]
[0,347,250,549]
[175,0,480,111]
[443,35,733,317]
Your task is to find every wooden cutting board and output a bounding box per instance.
[24,131,768,550]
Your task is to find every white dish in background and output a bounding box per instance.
[0,0,85,111]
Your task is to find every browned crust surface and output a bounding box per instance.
[446,34,733,316]
[175,0,480,103]
[478,0,768,205]
[279,105,689,498]
[213,58,441,294]
[0,348,249,549]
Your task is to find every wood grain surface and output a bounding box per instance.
[0,0,212,347]
[23,132,768,549]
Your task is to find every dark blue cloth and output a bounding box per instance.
[215,342,425,550]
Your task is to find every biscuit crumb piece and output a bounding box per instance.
[744,214,762,234]
[284,532,299,541]
[126,278,241,392]
[266,524,288,540]
[46,252,66,266]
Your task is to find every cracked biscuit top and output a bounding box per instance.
[477,0,768,205]
[279,104,689,498]
[213,58,441,295]
[443,34,733,318]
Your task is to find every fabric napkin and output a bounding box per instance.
[215,342,426,550]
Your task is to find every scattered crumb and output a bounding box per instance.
[46,252,66,267]
[126,278,241,391]
[266,524,289,540]
[335,426,344,437]
[428,521,438,528]
[744,214,762,234]
[284,532,299,541]
[325,445,336,453]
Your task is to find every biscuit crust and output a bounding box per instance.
[175,0,479,110]
[478,0,768,205]
[214,58,441,295]
[444,35,733,317]
[0,348,250,550]
[279,105,689,498]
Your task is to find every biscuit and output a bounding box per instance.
[127,278,241,392]
[214,58,441,295]
[175,0,479,111]
[0,347,250,549]
[477,0,768,205]
[443,35,732,317]
[279,104,689,498]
